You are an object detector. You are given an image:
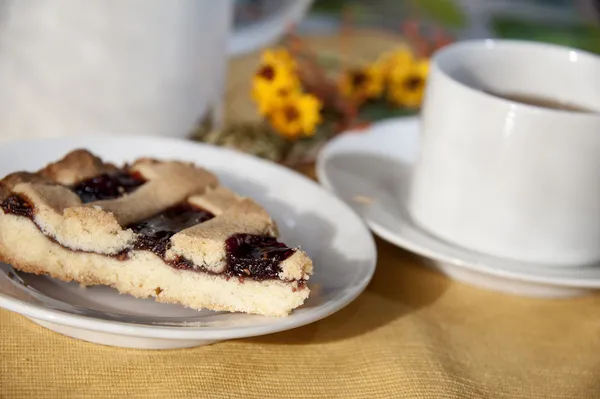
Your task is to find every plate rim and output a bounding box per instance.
[0,135,377,340]
[315,117,600,289]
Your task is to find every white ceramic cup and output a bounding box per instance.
[407,39,600,266]
[0,0,313,142]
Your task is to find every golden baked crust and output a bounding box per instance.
[0,214,308,317]
[0,150,313,316]
[39,149,119,185]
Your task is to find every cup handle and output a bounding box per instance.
[227,0,313,56]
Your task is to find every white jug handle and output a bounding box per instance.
[227,0,313,56]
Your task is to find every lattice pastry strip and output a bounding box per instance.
[0,150,312,316]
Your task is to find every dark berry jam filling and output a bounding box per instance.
[1,188,299,282]
[128,203,215,258]
[0,194,34,218]
[225,234,295,280]
[72,171,145,204]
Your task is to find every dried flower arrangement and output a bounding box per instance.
[193,21,453,166]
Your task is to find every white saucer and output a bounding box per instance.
[316,117,600,298]
[0,136,376,349]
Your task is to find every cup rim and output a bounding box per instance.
[430,39,600,118]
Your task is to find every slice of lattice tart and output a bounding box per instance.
[0,150,313,316]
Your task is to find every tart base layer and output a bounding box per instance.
[0,214,308,317]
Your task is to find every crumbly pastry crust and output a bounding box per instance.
[0,150,312,316]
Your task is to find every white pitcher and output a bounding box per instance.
[0,0,313,142]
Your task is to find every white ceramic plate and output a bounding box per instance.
[0,136,376,349]
[316,117,600,298]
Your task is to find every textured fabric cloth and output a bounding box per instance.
[2,239,600,399]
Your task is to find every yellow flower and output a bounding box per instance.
[261,48,297,71]
[269,93,323,140]
[387,59,430,108]
[376,47,415,81]
[252,76,298,116]
[339,64,384,103]
[252,49,300,116]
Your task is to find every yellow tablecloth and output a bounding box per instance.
[2,32,600,399]
[3,239,600,398]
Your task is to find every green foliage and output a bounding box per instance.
[492,17,600,54]
[311,0,467,28]
[311,0,352,14]
[410,0,466,28]
[358,99,419,122]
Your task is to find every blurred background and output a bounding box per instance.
[199,0,600,165]
[234,0,600,54]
